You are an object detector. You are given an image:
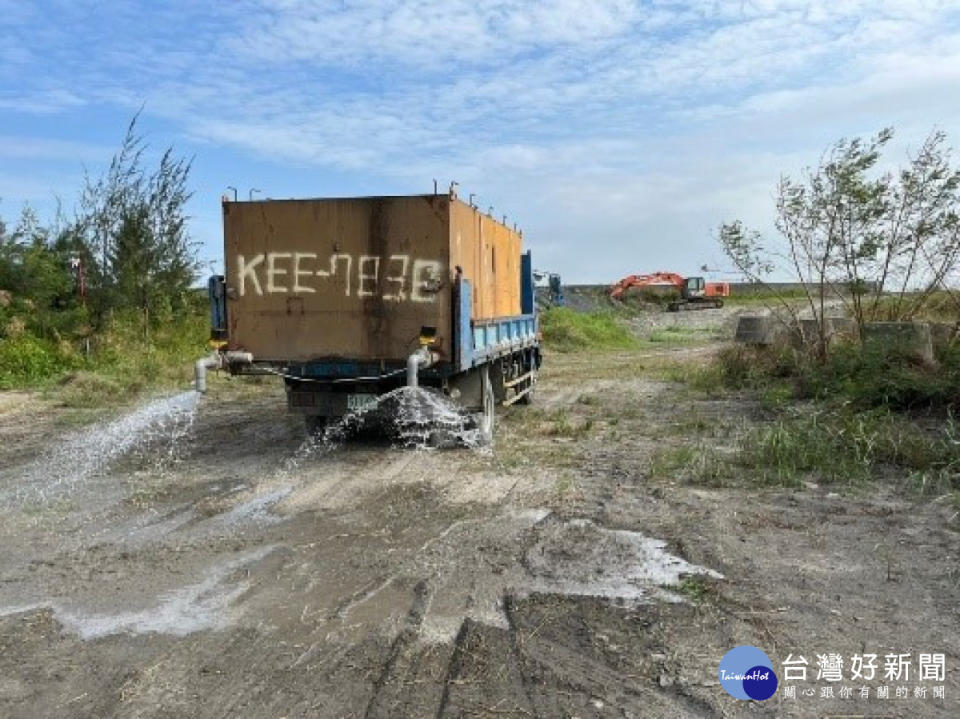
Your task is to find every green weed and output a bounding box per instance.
[647,326,710,344]
[649,443,730,486]
[737,408,960,490]
[664,576,715,603]
[545,409,594,438]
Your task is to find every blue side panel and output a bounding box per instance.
[521,250,535,315]
[208,275,227,339]
[468,313,539,367]
[457,278,474,372]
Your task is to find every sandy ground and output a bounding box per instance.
[0,308,958,718]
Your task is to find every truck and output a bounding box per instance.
[196,190,541,443]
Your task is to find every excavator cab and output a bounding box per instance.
[670,276,725,311]
[682,277,706,300]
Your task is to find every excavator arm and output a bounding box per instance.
[609,272,686,300]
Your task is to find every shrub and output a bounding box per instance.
[799,343,960,411]
[707,340,960,412]
[0,334,67,387]
[712,344,802,390]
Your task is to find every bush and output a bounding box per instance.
[87,309,208,393]
[708,341,960,412]
[0,334,69,388]
[738,407,960,490]
[540,308,639,352]
[0,305,208,402]
[712,344,802,390]
[799,343,960,411]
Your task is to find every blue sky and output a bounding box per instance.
[2,0,960,282]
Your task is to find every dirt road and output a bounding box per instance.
[1,315,958,717]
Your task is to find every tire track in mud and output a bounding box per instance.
[435,616,538,718]
[501,597,544,718]
[363,578,442,718]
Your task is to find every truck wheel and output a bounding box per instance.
[479,367,496,444]
[304,415,327,436]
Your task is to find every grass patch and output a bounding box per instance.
[649,406,960,493]
[649,443,731,486]
[35,310,209,407]
[541,307,639,352]
[0,287,209,407]
[554,472,576,495]
[646,326,712,344]
[799,343,960,411]
[543,408,594,438]
[656,362,726,395]
[737,408,960,490]
[664,576,715,603]
[723,288,819,305]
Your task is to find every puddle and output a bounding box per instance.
[523,519,723,601]
[216,487,292,526]
[99,505,198,546]
[0,546,276,639]
[414,512,722,643]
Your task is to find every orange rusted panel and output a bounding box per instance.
[223,194,523,363]
[448,201,522,320]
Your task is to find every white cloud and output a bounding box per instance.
[0,135,106,161]
[0,89,85,114]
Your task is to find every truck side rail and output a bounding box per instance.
[456,277,538,371]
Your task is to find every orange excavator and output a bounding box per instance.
[609,272,729,311]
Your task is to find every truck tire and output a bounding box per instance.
[479,366,496,444]
[304,415,327,436]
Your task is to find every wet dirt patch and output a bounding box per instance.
[523,517,722,602]
[0,545,278,640]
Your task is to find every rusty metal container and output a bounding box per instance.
[222,194,523,363]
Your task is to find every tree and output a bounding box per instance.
[0,206,72,304]
[75,113,197,324]
[720,128,960,355]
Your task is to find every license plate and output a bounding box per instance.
[346,393,378,412]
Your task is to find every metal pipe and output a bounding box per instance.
[194,353,221,393]
[406,347,435,388]
[195,350,254,393]
[224,350,254,365]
